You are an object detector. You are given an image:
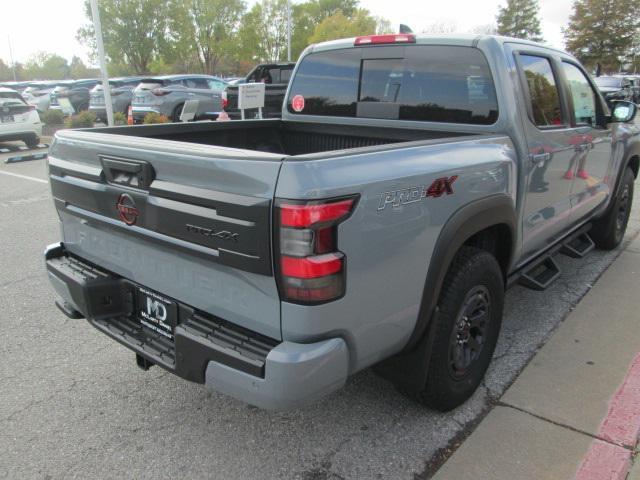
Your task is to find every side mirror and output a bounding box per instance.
[611,101,637,123]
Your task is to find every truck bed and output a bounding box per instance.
[87,119,478,157]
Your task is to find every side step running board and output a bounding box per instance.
[519,256,561,291]
[513,228,595,291]
[560,232,595,258]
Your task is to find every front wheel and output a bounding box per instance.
[591,167,635,250]
[24,135,40,149]
[412,246,504,411]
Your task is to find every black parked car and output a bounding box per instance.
[624,75,640,103]
[50,79,100,113]
[594,76,634,105]
[223,62,295,119]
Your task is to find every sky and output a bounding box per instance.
[0,0,573,66]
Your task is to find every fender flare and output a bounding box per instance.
[374,194,516,389]
[598,140,640,218]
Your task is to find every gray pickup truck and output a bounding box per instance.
[45,34,639,411]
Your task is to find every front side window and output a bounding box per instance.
[562,62,597,126]
[287,45,498,124]
[519,54,563,127]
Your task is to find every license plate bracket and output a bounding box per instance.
[136,287,178,341]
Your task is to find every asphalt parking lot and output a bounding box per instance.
[1,138,639,480]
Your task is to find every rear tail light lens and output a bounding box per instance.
[221,90,228,109]
[276,196,357,304]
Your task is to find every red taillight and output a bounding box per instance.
[221,91,228,109]
[280,199,354,227]
[354,34,416,46]
[276,197,357,304]
[151,88,170,96]
[281,253,343,279]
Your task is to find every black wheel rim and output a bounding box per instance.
[448,286,491,379]
[616,184,630,235]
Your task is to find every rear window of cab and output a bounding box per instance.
[287,45,498,125]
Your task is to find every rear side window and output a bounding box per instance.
[519,54,562,127]
[183,78,209,88]
[137,81,162,90]
[0,91,26,103]
[280,68,292,83]
[562,62,597,126]
[287,45,498,124]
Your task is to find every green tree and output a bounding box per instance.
[0,58,14,82]
[291,0,386,58]
[167,0,245,74]
[77,0,170,74]
[69,56,98,78]
[496,0,544,42]
[24,52,70,80]
[239,0,290,63]
[564,0,640,73]
[308,9,377,43]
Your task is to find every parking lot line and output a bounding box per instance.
[0,170,48,184]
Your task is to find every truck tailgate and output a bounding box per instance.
[48,131,283,340]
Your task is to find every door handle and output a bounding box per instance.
[575,143,592,152]
[530,152,551,166]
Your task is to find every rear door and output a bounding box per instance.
[513,50,577,257]
[48,132,283,339]
[183,77,221,114]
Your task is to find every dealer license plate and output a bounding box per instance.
[136,287,178,340]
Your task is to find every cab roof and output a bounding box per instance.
[307,33,569,56]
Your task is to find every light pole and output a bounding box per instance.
[90,0,114,126]
[7,36,17,82]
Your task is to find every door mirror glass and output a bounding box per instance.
[612,101,637,123]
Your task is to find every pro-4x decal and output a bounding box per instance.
[378,176,458,210]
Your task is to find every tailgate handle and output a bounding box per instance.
[101,156,155,190]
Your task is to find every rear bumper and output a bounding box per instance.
[0,128,41,143]
[44,243,348,410]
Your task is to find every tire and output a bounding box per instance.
[24,135,40,149]
[591,167,635,250]
[411,246,504,411]
[172,103,184,122]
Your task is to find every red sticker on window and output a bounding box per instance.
[291,95,305,112]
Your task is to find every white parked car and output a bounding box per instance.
[0,87,42,148]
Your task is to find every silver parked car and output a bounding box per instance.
[131,74,228,123]
[22,81,60,113]
[89,77,143,122]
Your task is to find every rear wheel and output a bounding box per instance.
[24,135,40,149]
[411,247,504,411]
[172,103,184,122]
[591,167,635,250]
